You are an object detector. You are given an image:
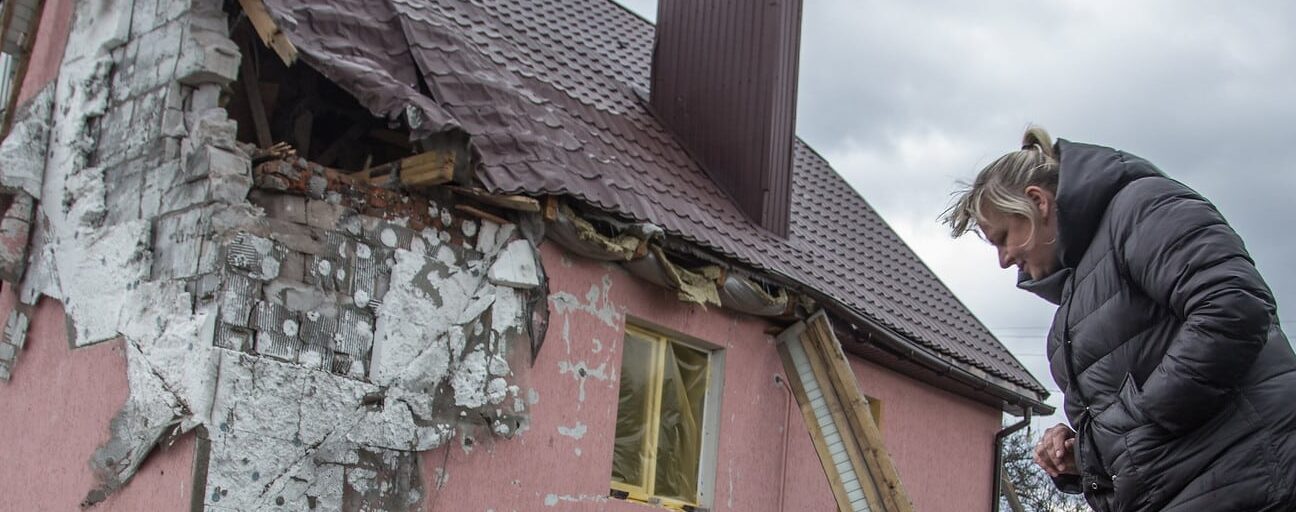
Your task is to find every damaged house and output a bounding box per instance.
[0,0,1051,511]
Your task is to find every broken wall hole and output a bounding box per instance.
[227,16,430,177]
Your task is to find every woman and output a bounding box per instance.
[943,127,1296,511]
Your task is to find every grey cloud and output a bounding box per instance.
[615,0,1296,426]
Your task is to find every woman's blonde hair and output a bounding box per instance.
[942,126,1059,238]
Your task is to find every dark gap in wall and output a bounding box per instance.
[226,21,415,173]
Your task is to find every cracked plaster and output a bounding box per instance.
[0,0,544,509]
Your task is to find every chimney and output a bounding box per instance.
[651,0,804,237]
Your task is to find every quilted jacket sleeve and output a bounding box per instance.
[1112,177,1276,435]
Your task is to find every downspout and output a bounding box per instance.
[774,374,794,512]
[992,409,1032,512]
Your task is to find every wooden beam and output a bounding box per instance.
[800,329,885,511]
[238,33,273,149]
[237,0,298,66]
[804,313,913,512]
[448,186,541,212]
[777,342,856,512]
[1001,468,1027,512]
[399,149,456,188]
[454,204,509,226]
[349,148,457,189]
[543,196,559,222]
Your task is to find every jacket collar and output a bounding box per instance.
[1017,266,1071,306]
[1053,139,1164,269]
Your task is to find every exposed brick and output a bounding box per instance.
[130,0,161,39]
[156,0,191,23]
[186,107,236,148]
[104,164,145,224]
[183,145,249,185]
[165,179,212,213]
[161,108,185,137]
[175,2,237,85]
[152,208,210,279]
[94,101,135,166]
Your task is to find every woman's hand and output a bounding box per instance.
[1033,423,1078,477]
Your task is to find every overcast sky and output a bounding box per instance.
[615,0,1296,432]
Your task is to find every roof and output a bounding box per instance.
[259,0,1048,398]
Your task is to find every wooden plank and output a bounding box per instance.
[237,0,298,66]
[806,317,898,512]
[448,186,541,212]
[778,341,855,512]
[801,328,883,511]
[237,34,273,149]
[805,313,912,512]
[398,149,455,188]
[542,196,559,222]
[1001,467,1026,512]
[454,204,508,226]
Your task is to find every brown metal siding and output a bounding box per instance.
[651,0,803,237]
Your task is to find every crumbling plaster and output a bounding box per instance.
[0,0,542,509]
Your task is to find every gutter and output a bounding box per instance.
[812,291,1054,418]
[992,409,1032,512]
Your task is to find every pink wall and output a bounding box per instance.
[851,357,1003,511]
[0,244,1000,512]
[16,0,74,104]
[420,243,836,511]
[422,243,1003,512]
[0,284,195,511]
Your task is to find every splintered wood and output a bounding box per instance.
[350,149,456,188]
[238,0,298,66]
[777,312,913,512]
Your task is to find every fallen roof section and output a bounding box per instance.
[256,0,1050,411]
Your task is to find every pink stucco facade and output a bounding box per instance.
[0,2,1005,510]
[416,243,1002,511]
[15,0,72,104]
[0,241,1002,511]
[0,285,195,511]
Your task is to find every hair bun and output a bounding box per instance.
[1021,125,1056,159]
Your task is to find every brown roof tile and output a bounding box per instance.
[261,0,1046,396]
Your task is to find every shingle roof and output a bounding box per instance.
[260,0,1048,396]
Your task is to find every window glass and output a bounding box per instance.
[612,332,655,488]
[610,327,713,508]
[653,342,708,502]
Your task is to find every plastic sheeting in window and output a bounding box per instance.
[611,329,710,505]
[654,342,708,503]
[612,332,654,489]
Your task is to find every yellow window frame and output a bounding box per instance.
[610,324,711,511]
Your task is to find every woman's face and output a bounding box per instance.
[978,186,1060,281]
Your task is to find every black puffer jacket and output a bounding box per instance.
[1019,140,1296,511]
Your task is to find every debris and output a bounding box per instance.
[488,239,541,289]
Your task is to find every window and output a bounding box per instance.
[610,324,721,510]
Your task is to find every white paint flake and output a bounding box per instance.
[557,422,587,440]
